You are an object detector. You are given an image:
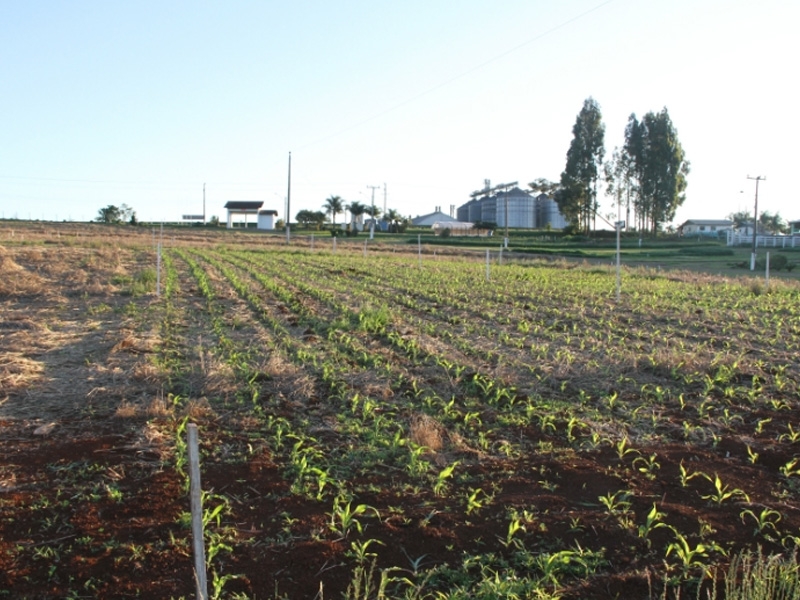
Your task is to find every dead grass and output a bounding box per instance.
[0,246,46,297]
[114,400,139,419]
[111,333,156,355]
[409,413,446,453]
[0,353,44,390]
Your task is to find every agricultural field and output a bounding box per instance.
[2,222,800,599]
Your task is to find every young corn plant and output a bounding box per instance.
[328,496,379,540]
[637,504,668,547]
[346,539,385,565]
[432,461,458,497]
[700,473,750,506]
[633,454,661,480]
[615,436,639,461]
[598,490,632,516]
[780,458,800,479]
[464,487,492,516]
[739,507,782,539]
[500,510,528,549]
[664,528,717,580]
[779,423,800,443]
[678,461,705,488]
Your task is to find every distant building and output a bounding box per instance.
[257,209,279,230]
[411,211,461,227]
[456,186,567,229]
[224,201,263,229]
[789,220,800,235]
[678,219,733,237]
[733,221,764,237]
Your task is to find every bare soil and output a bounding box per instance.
[2,223,799,599]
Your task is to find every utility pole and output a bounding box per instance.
[367,184,380,239]
[383,183,387,215]
[203,183,206,224]
[504,188,509,247]
[286,152,292,244]
[747,175,765,270]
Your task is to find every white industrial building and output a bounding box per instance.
[457,184,568,229]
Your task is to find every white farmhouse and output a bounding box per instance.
[678,219,733,237]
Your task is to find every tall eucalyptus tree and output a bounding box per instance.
[557,97,605,234]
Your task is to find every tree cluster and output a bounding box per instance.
[728,209,789,234]
[614,110,690,235]
[96,204,137,225]
[549,97,690,236]
[295,209,327,229]
[318,195,406,232]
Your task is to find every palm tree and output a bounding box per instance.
[323,195,344,225]
[385,208,401,229]
[347,201,367,229]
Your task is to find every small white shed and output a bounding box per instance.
[257,210,278,230]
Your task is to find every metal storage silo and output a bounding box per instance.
[536,194,568,229]
[456,201,471,222]
[480,196,497,224]
[497,188,535,229]
[468,199,483,222]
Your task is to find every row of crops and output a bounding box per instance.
[150,244,800,598]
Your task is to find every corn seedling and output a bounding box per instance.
[347,539,384,565]
[500,510,527,548]
[598,490,632,516]
[465,487,491,515]
[740,507,782,538]
[700,473,749,506]
[638,504,667,547]
[779,424,800,443]
[678,461,705,488]
[633,454,661,480]
[433,461,458,497]
[780,458,800,479]
[328,497,379,539]
[664,528,715,579]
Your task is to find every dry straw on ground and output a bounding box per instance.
[0,246,46,297]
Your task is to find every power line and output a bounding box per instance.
[296,0,617,152]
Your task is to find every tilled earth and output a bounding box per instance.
[2,225,800,599]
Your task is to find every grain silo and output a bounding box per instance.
[480,196,497,223]
[496,187,536,229]
[458,199,479,223]
[535,194,568,229]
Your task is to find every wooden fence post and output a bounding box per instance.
[187,423,208,600]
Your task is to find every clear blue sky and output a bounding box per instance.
[1,0,796,227]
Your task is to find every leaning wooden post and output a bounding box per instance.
[187,423,208,600]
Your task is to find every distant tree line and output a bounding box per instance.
[728,209,789,234]
[294,195,407,233]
